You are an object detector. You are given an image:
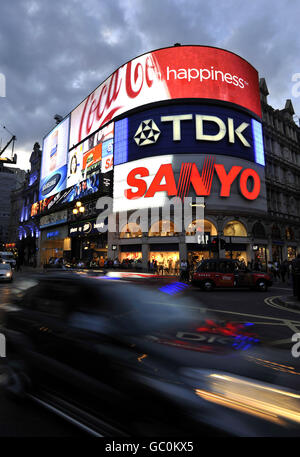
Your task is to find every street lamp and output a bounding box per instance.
[73,201,85,215]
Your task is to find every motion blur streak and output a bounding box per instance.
[195,374,300,425]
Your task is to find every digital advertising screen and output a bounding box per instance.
[39,116,70,200]
[113,104,265,167]
[113,154,267,214]
[67,121,114,187]
[69,45,261,149]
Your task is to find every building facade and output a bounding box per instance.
[31,45,300,270]
[0,164,25,246]
[16,142,42,266]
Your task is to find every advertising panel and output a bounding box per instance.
[39,116,70,200]
[69,46,261,148]
[114,104,265,167]
[113,154,267,214]
[32,170,113,216]
[67,121,114,187]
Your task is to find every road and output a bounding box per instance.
[0,269,297,436]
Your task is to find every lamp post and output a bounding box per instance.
[73,201,85,216]
[72,201,85,261]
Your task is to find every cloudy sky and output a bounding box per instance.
[0,0,299,170]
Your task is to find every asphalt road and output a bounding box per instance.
[0,269,298,436]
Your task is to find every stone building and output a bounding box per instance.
[260,78,300,262]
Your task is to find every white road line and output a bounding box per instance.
[268,338,294,346]
[203,305,300,323]
[283,320,300,333]
[264,296,300,315]
[271,287,293,291]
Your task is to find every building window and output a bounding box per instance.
[252,222,266,239]
[186,219,217,236]
[223,220,247,237]
[286,227,294,241]
[271,225,281,240]
[148,220,179,237]
[120,223,142,239]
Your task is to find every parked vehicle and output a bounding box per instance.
[0,251,16,268]
[0,262,13,282]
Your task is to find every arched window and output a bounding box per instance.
[186,219,217,236]
[223,220,247,237]
[271,225,281,240]
[286,227,294,241]
[148,220,179,237]
[120,222,142,239]
[252,222,266,239]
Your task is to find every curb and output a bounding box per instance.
[276,295,300,310]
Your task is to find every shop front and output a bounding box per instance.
[272,242,284,262]
[39,210,70,265]
[149,243,179,275]
[69,218,107,267]
[224,243,248,264]
[40,225,70,265]
[119,245,142,269]
[288,246,297,261]
[252,244,268,269]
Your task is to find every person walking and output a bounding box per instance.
[292,254,300,298]
[279,261,287,282]
[180,260,188,282]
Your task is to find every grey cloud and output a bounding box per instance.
[0,0,299,170]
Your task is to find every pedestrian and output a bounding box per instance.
[292,254,300,298]
[279,262,287,282]
[273,260,279,280]
[180,260,188,282]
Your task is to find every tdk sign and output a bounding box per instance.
[114,104,265,166]
[135,115,250,146]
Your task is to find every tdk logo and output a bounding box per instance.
[134,114,251,148]
[134,119,161,146]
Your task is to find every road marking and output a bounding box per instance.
[268,338,294,346]
[203,305,300,324]
[271,287,293,291]
[264,296,300,315]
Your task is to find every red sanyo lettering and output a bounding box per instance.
[239,168,261,200]
[124,163,261,200]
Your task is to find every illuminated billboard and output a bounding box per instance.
[114,104,265,167]
[67,121,114,187]
[113,154,267,213]
[39,116,70,200]
[69,45,261,149]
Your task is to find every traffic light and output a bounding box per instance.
[211,237,219,252]
[220,238,226,250]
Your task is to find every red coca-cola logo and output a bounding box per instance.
[77,54,161,144]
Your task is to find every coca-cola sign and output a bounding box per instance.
[69,46,261,149]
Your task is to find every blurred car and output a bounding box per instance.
[192,258,272,291]
[0,251,16,269]
[0,263,13,282]
[1,273,300,437]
